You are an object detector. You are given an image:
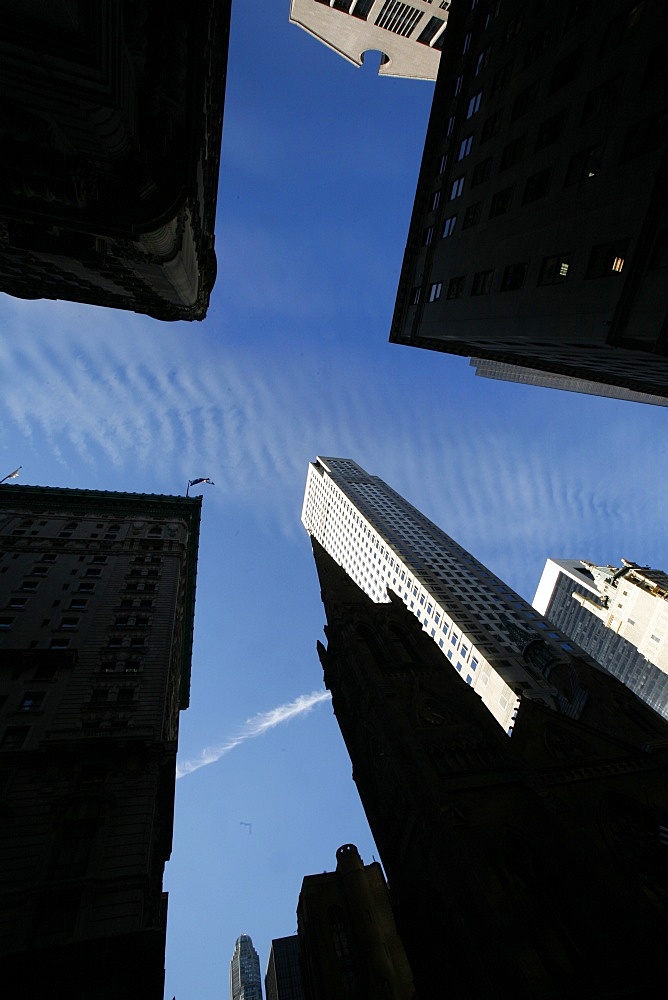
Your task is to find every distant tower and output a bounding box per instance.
[265,935,304,1000]
[230,934,263,1000]
[312,540,668,998]
[297,844,414,1000]
[534,557,668,719]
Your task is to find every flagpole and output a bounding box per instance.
[0,466,21,485]
[186,480,191,497]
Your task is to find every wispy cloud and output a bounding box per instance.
[176,689,332,779]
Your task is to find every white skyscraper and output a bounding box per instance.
[302,457,591,732]
[533,557,668,719]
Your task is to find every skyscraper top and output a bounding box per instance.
[230,933,263,1000]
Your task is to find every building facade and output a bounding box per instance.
[297,843,414,1000]
[290,0,449,80]
[265,935,304,1000]
[312,541,668,998]
[390,0,668,400]
[0,485,201,998]
[534,557,668,719]
[230,933,264,1000]
[0,1,230,321]
[302,456,598,732]
[470,358,668,407]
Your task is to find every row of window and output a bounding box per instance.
[417,239,629,303]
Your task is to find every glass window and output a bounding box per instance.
[441,215,457,238]
[537,254,571,285]
[471,269,494,295]
[450,176,465,200]
[522,168,551,204]
[586,240,629,278]
[463,202,482,228]
[457,135,473,161]
[500,262,528,291]
[489,187,513,218]
[447,275,466,298]
[466,92,482,119]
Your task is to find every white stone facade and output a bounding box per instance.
[534,557,668,674]
[289,0,449,80]
[302,457,586,732]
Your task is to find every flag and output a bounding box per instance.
[188,477,215,487]
[6,468,20,479]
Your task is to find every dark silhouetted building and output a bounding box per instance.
[534,557,668,720]
[0,485,201,999]
[390,0,668,401]
[297,843,415,1000]
[265,934,304,1000]
[312,539,668,998]
[0,1,230,321]
[230,933,263,1000]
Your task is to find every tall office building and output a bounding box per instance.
[0,1,230,321]
[289,0,448,80]
[297,844,414,1000]
[230,934,263,1000]
[265,935,304,1000]
[312,540,668,998]
[390,0,668,401]
[302,456,595,732]
[534,557,668,719]
[0,485,201,998]
[470,358,668,407]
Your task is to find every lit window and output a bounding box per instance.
[586,240,629,279]
[537,254,571,285]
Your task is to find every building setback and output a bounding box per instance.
[297,843,414,1000]
[230,933,264,1000]
[312,540,668,998]
[0,485,201,998]
[289,0,448,80]
[302,456,600,732]
[0,1,230,321]
[390,0,668,401]
[534,557,668,719]
[265,935,304,1000]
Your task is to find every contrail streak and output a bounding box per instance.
[176,689,332,779]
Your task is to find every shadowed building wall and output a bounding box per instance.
[0,485,201,999]
[265,934,304,1000]
[312,539,668,999]
[0,1,230,321]
[297,843,415,1000]
[390,0,668,401]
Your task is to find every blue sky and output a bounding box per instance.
[1,4,668,998]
